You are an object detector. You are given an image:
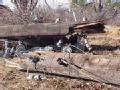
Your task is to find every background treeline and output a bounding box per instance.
[0,0,120,25]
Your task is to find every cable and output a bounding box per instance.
[63,52,114,85]
[70,45,88,54]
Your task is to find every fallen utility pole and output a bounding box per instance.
[8,52,120,86]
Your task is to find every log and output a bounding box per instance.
[0,22,102,37]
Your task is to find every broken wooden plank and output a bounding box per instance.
[74,22,102,29]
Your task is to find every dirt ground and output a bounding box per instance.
[0,59,119,90]
[1,25,120,90]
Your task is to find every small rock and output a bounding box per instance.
[27,74,34,80]
[86,82,90,85]
[34,74,40,80]
[39,75,47,80]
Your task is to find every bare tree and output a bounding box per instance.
[11,0,38,24]
[98,0,103,12]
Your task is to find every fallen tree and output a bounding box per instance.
[0,22,103,37]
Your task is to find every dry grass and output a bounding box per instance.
[1,31,120,90]
[88,25,120,45]
[0,58,119,90]
[105,25,120,36]
[1,25,120,89]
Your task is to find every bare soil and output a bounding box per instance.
[1,25,120,90]
[0,59,119,90]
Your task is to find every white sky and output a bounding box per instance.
[1,0,71,10]
[37,0,70,9]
